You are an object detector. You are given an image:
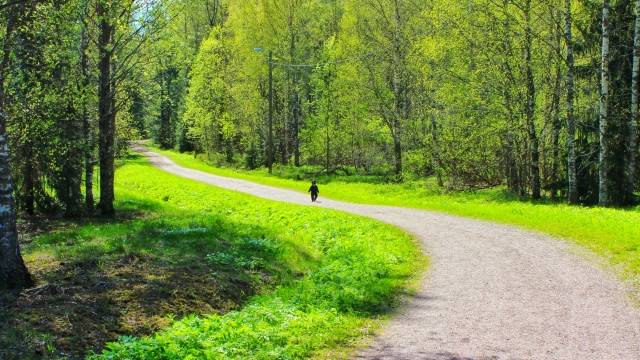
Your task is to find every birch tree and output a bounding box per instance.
[523,0,541,199]
[0,111,31,289]
[599,0,610,206]
[565,0,578,203]
[0,1,32,290]
[629,0,640,202]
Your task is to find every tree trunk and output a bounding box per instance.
[392,0,403,178]
[565,0,578,204]
[524,0,540,199]
[326,77,331,173]
[502,0,519,194]
[97,4,116,216]
[61,121,84,218]
[509,150,519,193]
[0,120,32,290]
[599,0,610,207]
[293,92,300,167]
[550,64,561,198]
[0,8,32,288]
[82,25,94,213]
[431,112,443,187]
[629,0,640,203]
[23,152,34,215]
[325,109,331,175]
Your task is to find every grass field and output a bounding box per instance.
[149,147,640,285]
[2,153,424,359]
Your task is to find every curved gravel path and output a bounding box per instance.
[134,146,640,359]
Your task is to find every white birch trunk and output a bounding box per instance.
[392,0,403,177]
[524,0,540,199]
[0,9,32,290]
[0,129,32,290]
[599,0,610,207]
[629,0,640,202]
[565,0,578,204]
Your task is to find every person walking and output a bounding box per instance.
[308,180,319,202]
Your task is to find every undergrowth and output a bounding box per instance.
[81,153,424,359]
[149,146,640,282]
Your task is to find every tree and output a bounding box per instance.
[523,0,541,199]
[92,0,167,216]
[0,1,32,290]
[182,28,233,159]
[629,0,640,203]
[599,0,610,206]
[565,0,578,203]
[345,0,425,178]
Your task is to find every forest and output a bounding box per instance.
[2,0,640,289]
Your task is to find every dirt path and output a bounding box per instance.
[134,146,640,359]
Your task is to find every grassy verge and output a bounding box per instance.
[1,153,423,359]
[149,147,640,281]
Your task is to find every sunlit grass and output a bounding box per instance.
[85,153,424,359]
[150,147,640,280]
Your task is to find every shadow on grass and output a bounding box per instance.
[1,198,314,360]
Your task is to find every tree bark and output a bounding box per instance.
[326,79,331,174]
[550,64,561,198]
[97,2,116,216]
[81,25,94,213]
[0,8,32,289]
[502,0,519,194]
[431,112,443,187]
[564,0,578,204]
[392,0,403,178]
[293,92,300,167]
[507,142,522,194]
[524,0,540,199]
[629,0,640,203]
[23,151,34,215]
[0,116,32,290]
[599,0,610,207]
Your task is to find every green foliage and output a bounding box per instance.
[85,153,423,359]
[182,28,236,157]
[4,0,88,216]
[169,0,639,204]
[242,142,263,170]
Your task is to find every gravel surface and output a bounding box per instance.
[135,146,640,359]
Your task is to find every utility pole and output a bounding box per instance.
[255,47,274,173]
[268,50,273,173]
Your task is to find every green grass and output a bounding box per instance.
[149,147,640,280]
[82,153,424,359]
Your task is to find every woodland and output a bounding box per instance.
[1,0,640,287]
[1,0,640,357]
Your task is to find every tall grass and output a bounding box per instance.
[87,154,424,359]
[150,147,640,279]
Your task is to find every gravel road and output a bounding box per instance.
[134,145,640,359]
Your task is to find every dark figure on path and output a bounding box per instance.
[308,180,319,202]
